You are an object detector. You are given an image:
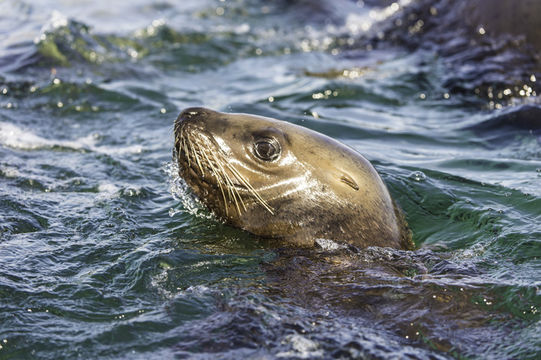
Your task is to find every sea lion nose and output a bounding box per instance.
[180,107,204,118]
[177,107,218,127]
[178,107,214,120]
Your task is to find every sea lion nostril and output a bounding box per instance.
[176,108,202,129]
[178,107,202,120]
[176,107,218,128]
[178,107,206,120]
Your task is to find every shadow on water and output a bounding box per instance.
[464,105,541,148]
[263,246,513,356]
[161,236,538,358]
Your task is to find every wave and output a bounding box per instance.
[0,121,142,154]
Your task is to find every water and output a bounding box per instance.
[1,0,540,358]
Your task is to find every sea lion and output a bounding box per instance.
[173,107,413,250]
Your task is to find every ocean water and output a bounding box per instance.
[1,0,540,358]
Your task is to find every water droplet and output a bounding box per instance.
[128,49,138,58]
[409,171,426,182]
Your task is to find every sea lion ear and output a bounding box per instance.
[340,173,359,191]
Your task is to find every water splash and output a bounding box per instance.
[163,161,216,220]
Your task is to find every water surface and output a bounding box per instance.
[1,0,540,358]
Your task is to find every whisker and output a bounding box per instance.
[178,129,274,216]
[224,160,274,215]
[198,135,244,216]
[215,152,243,215]
[191,137,205,177]
[210,152,235,212]
[182,132,192,168]
[197,136,239,214]
[196,137,229,216]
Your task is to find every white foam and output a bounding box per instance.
[184,284,212,295]
[34,10,69,44]
[150,266,175,299]
[97,182,120,194]
[0,122,143,155]
[0,165,21,178]
[315,238,348,251]
[0,122,53,150]
[277,334,323,359]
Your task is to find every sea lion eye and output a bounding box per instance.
[254,138,280,161]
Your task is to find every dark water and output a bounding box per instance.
[1,0,540,358]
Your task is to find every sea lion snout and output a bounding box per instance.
[176,107,210,125]
[176,107,233,138]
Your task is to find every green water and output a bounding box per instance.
[0,0,540,358]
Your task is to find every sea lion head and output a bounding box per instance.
[174,107,412,249]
